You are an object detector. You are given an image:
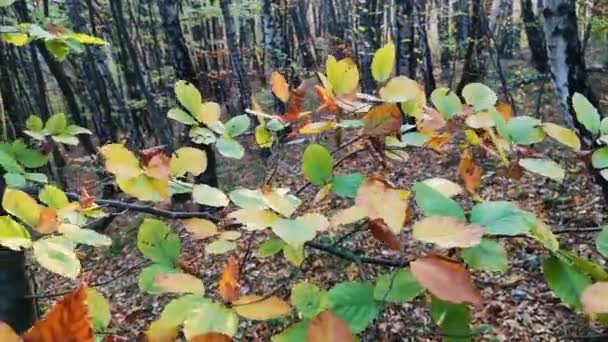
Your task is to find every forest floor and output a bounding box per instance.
[31,59,608,341]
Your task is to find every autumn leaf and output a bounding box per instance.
[22,283,94,342]
[458,149,481,193]
[369,218,400,250]
[362,103,402,137]
[218,256,240,303]
[153,273,205,295]
[412,216,484,248]
[182,218,219,240]
[143,152,171,180]
[36,207,59,234]
[271,71,290,103]
[306,310,354,342]
[411,255,482,306]
[189,333,232,342]
[496,103,513,121]
[78,187,95,209]
[232,295,292,320]
[581,282,608,314]
[0,322,21,342]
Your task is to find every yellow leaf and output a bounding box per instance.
[354,179,408,233]
[542,123,581,152]
[2,33,29,46]
[362,103,402,137]
[2,189,42,227]
[117,175,169,201]
[255,126,273,148]
[171,147,208,177]
[465,111,495,129]
[379,76,424,103]
[331,206,367,227]
[153,273,205,295]
[0,322,21,342]
[232,295,292,320]
[261,187,301,218]
[326,55,359,97]
[299,121,337,135]
[271,71,290,102]
[421,178,463,198]
[227,208,279,231]
[371,41,395,83]
[313,184,333,204]
[146,320,180,342]
[412,216,484,248]
[192,184,229,207]
[182,218,218,239]
[198,102,221,125]
[99,144,142,179]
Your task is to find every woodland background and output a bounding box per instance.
[2,0,608,340]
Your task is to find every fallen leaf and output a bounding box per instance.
[182,218,219,239]
[306,310,354,342]
[218,256,240,303]
[369,219,400,250]
[410,255,482,306]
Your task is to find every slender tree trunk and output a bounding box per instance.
[521,0,549,73]
[394,0,416,78]
[456,0,488,95]
[220,0,252,114]
[289,1,317,71]
[415,0,436,96]
[438,0,452,76]
[453,0,470,54]
[356,0,381,92]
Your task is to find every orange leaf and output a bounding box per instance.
[314,85,338,112]
[410,255,482,306]
[218,256,240,303]
[143,153,171,181]
[78,187,95,209]
[284,80,313,123]
[0,322,21,342]
[369,218,400,250]
[271,71,290,103]
[189,333,232,342]
[139,145,166,165]
[496,103,512,121]
[362,103,403,137]
[306,310,354,342]
[22,284,94,342]
[37,208,59,234]
[458,149,481,193]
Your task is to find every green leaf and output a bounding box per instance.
[430,296,471,342]
[0,149,24,174]
[401,132,429,146]
[0,1,17,8]
[431,88,461,119]
[4,173,26,188]
[167,108,197,125]
[183,301,239,338]
[229,188,267,209]
[33,236,80,279]
[542,254,591,310]
[489,107,510,141]
[461,239,508,272]
[519,158,565,183]
[462,83,497,111]
[257,239,286,257]
[572,92,600,137]
[189,126,217,144]
[175,80,202,116]
[137,218,181,265]
[86,288,111,331]
[2,188,42,227]
[205,239,236,254]
[283,244,305,266]
[371,41,395,83]
[524,213,559,251]
[596,227,608,259]
[216,136,244,159]
[0,216,32,250]
[38,185,69,209]
[271,213,329,247]
[157,294,210,327]
[331,173,364,198]
[470,201,529,236]
[192,184,229,207]
[267,119,285,131]
[59,224,112,247]
[52,134,79,145]
[291,282,328,318]
[592,147,608,169]
[45,113,68,135]
[25,115,44,132]
[45,39,69,61]
[302,144,334,186]
[601,118,608,136]
[373,268,424,303]
[561,251,608,282]
[224,114,251,137]
[272,320,310,342]
[24,172,48,183]
[327,281,380,333]
[507,116,545,145]
[64,125,92,135]
[412,182,465,219]
[138,263,182,294]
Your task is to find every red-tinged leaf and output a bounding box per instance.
[458,149,481,193]
[218,256,240,303]
[22,284,94,342]
[306,310,354,342]
[189,333,232,342]
[369,218,400,250]
[139,145,166,165]
[496,103,512,121]
[362,103,403,137]
[314,85,338,112]
[284,80,313,123]
[78,187,95,209]
[410,255,482,306]
[271,71,290,103]
[37,207,59,234]
[420,107,446,131]
[143,153,171,181]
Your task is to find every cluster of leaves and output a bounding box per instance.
[0,139,48,187]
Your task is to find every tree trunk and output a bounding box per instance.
[394,0,416,78]
[415,0,436,96]
[453,0,470,54]
[356,0,381,92]
[220,0,252,115]
[456,0,488,95]
[289,1,317,72]
[521,0,549,73]
[438,0,452,75]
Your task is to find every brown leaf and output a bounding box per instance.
[188,333,232,342]
[232,295,292,320]
[369,218,400,250]
[36,208,59,234]
[362,103,403,137]
[582,282,608,314]
[410,255,482,306]
[458,149,481,193]
[271,71,290,103]
[496,103,512,121]
[78,187,96,209]
[143,153,171,181]
[306,310,354,342]
[218,256,240,303]
[23,284,94,342]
